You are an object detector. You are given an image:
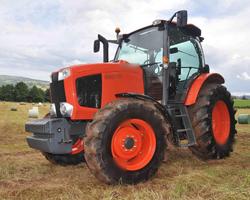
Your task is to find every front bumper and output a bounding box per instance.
[25,118,85,154]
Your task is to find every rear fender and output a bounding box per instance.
[184,73,225,106]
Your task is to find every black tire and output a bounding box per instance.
[188,83,237,160]
[41,114,85,166]
[42,151,85,166]
[84,98,170,184]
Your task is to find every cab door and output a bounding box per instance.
[168,29,204,100]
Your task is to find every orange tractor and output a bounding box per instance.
[25,11,236,184]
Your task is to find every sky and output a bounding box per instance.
[0,0,249,95]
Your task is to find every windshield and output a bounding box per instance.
[115,26,164,65]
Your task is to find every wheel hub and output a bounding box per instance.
[124,137,135,149]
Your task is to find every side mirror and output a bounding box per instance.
[170,47,178,54]
[176,10,187,27]
[93,40,100,53]
[202,64,210,73]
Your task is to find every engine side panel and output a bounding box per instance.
[64,62,144,120]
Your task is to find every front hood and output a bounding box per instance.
[68,60,139,74]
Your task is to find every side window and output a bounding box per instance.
[170,39,200,81]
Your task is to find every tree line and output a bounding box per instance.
[0,82,50,102]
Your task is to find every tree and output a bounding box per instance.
[0,84,15,101]
[15,82,29,102]
[0,82,48,102]
[0,86,3,100]
[28,85,45,102]
[44,88,51,102]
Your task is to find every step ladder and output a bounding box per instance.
[167,103,196,147]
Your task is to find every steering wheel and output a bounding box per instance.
[143,60,162,76]
[143,59,150,65]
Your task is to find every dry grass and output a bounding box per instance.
[0,102,249,200]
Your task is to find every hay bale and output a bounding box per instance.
[28,107,39,118]
[238,114,250,124]
[10,107,17,111]
[19,102,26,105]
[38,102,43,106]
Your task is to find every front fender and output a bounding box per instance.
[184,73,225,106]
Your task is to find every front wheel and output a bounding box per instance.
[41,114,85,165]
[188,83,237,160]
[42,138,85,166]
[84,98,170,184]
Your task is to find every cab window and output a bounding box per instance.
[169,28,202,81]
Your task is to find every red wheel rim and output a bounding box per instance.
[212,100,230,145]
[71,139,84,154]
[111,119,156,171]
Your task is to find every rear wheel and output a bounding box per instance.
[188,83,237,159]
[84,98,170,184]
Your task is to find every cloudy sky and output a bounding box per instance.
[0,0,249,94]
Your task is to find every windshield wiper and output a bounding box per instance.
[129,45,148,53]
[141,62,161,67]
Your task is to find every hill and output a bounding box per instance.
[0,75,49,90]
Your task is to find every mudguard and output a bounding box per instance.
[184,73,225,106]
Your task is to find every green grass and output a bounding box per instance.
[234,99,250,108]
[0,102,249,200]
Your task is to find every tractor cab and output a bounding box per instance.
[94,11,206,103]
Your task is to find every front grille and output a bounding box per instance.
[76,74,102,108]
[50,72,66,117]
[50,80,66,103]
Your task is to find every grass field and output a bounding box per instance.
[234,99,250,108]
[0,102,249,200]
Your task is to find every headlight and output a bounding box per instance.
[60,102,73,117]
[58,68,71,81]
[50,103,56,116]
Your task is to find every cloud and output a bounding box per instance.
[237,72,250,81]
[0,0,249,94]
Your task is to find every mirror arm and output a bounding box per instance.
[107,40,119,44]
[98,34,109,62]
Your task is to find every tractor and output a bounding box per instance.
[25,10,236,184]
